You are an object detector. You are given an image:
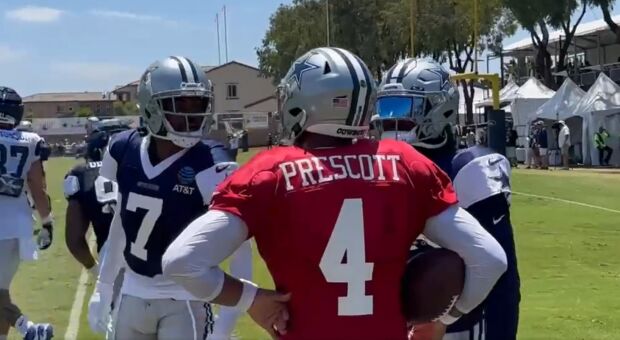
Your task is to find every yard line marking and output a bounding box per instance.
[513,191,620,214]
[65,268,89,340]
[65,234,97,340]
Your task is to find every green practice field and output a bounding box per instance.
[8,150,620,340]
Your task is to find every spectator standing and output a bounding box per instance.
[595,126,613,166]
[555,120,571,170]
[228,135,239,161]
[267,133,273,150]
[536,121,549,169]
[506,129,518,167]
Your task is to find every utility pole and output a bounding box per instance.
[216,13,221,65]
[326,0,330,46]
[410,0,417,57]
[223,5,229,62]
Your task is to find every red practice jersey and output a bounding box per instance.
[211,138,457,340]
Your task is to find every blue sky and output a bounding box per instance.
[1,0,292,96]
[1,1,618,96]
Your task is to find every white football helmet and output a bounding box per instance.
[138,56,214,148]
[371,59,459,149]
[277,47,376,143]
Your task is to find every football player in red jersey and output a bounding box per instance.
[162,47,507,340]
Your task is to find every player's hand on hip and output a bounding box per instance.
[408,322,446,340]
[36,220,53,250]
[88,281,113,334]
[248,289,291,339]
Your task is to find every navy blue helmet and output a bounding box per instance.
[0,87,24,129]
[86,119,131,161]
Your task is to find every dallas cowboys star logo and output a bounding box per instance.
[289,54,319,90]
[428,68,450,89]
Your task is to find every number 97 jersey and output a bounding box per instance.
[0,129,47,240]
[210,139,457,339]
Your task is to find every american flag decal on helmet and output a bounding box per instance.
[332,96,349,108]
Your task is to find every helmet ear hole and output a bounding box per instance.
[443,110,453,118]
[323,62,332,74]
[289,108,303,117]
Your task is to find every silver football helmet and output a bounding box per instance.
[371,59,458,149]
[138,56,213,148]
[277,47,376,143]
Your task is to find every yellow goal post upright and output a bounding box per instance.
[452,72,506,155]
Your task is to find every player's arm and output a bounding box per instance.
[212,241,253,338]
[96,197,124,284]
[407,152,507,325]
[96,145,122,283]
[27,157,54,250]
[65,199,98,274]
[27,159,51,221]
[63,169,99,274]
[422,206,507,323]
[88,197,124,333]
[163,212,289,338]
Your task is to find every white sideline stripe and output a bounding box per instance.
[65,268,89,340]
[65,234,97,340]
[513,191,620,214]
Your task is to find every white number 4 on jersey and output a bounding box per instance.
[320,198,374,316]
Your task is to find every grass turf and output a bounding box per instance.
[7,153,620,340]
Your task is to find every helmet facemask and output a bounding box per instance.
[145,87,214,148]
[277,83,308,145]
[374,86,455,149]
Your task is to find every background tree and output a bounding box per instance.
[113,101,139,116]
[76,106,93,117]
[503,0,591,88]
[416,0,516,123]
[256,0,327,81]
[589,0,620,42]
[547,0,589,76]
[257,0,516,123]
[257,0,410,81]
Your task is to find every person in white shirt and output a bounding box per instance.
[555,120,571,170]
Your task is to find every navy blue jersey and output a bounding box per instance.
[427,146,519,336]
[106,130,236,278]
[64,161,115,252]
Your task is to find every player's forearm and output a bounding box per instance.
[98,199,124,284]
[162,210,256,304]
[422,205,507,314]
[66,233,96,269]
[65,201,97,269]
[213,241,254,336]
[27,161,51,219]
[31,189,51,220]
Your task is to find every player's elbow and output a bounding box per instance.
[162,246,225,301]
[482,237,508,281]
[161,246,192,279]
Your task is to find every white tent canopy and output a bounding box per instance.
[509,78,556,147]
[570,73,620,116]
[571,73,620,165]
[475,80,519,108]
[532,79,586,122]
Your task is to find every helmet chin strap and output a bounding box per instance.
[147,124,201,148]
